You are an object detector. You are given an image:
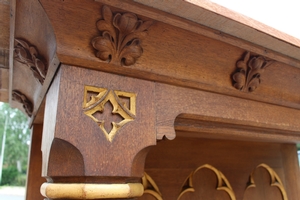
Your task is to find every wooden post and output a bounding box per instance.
[25,124,44,200]
[40,65,156,199]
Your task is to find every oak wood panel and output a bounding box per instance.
[135,0,300,61]
[9,0,59,123]
[98,0,300,69]
[155,82,300,142]
[25,124,44,200]
[0,2,10,102]
[0,68,9,102]
[42,64,156,179]
[0,2,10,48]
[142,137,297,200]
[38,0,300,111]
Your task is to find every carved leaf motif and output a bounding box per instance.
[232,52,273,92]
[92,6,153,66]
[92,33,115,62]
[120,39,143,66]
[12,90,33,117]
[14,39,47,84]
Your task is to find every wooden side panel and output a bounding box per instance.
[141,137,299,200]
[25,124,44,200]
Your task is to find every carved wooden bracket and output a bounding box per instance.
[232,52,273,92]
[12,90,33,117]
[92,5,153,66]
[83,86,136,142]
[14,39,47,84]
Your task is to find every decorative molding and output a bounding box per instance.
[178,164,236,200]
[83,86,136,142]
[245,163,288,200]
[92,5,153,66]
[41,183,144,199]
[12,90,33,117]
[14,39,47,84]
[232,51,273,92]
[142,172,163,200]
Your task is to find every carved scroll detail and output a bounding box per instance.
[92,5,153,66]
[244,163,288,200]
[178,164,236,200]
[232,52,273,92]
[142,172,163,200]
[83,86,136,142]
[14,39,47,84]
[12,90,33,117]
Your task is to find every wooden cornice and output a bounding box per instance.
[6,0,300,123]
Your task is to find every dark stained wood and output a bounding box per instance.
[25,124,45,200]
[42,65,156,179]
[141,137,298,200]
[1,0,300,199]
[37,0,300,111]
[0,1,10,102]
[156,83,300,142]
[10,0,59,123]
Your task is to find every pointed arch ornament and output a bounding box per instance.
[244,163,288,200]
[177,164,236,200]
[142,172,163,200]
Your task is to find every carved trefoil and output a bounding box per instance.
[92,6,153,66]
[83,86,136,142]
[14,39,47,84]
[232,52,273,92]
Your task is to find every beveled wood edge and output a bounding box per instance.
[8,0,16,104]
[40,183,144,199]
[134,0,300,61]
[29,54,60,125]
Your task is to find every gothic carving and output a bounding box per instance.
[12,90,33,117]
[83,86,136,142]
[243,163,288,200]
[178,164,236,200]
[142,172,163,200]
[14,39,47,84]
[232,52,273,92]
[92,6,153,66]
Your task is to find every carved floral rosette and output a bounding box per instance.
[92,6,153,66]
[232,52,273,92]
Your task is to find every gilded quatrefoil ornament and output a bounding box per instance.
[83,86,136,142]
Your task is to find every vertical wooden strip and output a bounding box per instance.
[8,0,16,104]
[25,124,44,200]
[281,144,300,200]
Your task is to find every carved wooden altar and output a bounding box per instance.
[1,0,300,199]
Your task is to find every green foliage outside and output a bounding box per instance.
[0,102,30,186]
